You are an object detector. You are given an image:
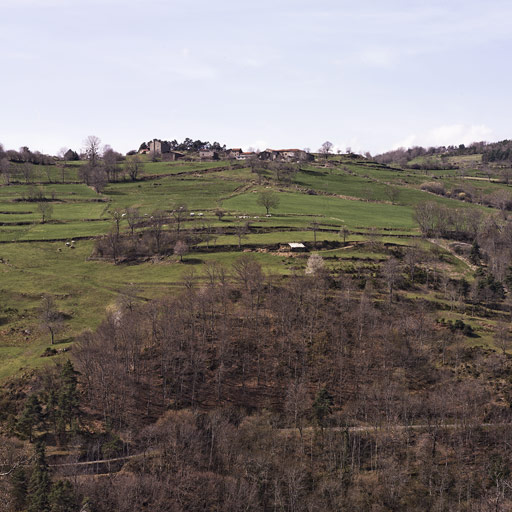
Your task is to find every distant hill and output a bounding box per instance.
[374,139,512,168]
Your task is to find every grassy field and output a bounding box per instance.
[0,155,504,379]
[222,190,416,229]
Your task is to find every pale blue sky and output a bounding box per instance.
[1,0,511,155]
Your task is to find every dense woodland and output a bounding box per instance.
[2,249,512,511]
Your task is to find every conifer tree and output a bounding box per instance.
[312,388,334,427]
[27,442,50,512]
[17,394,42,442]
[10,466,28,511]
[48,480,78,512]
[45,389,58,436]
[469,240,481,265]
[57,360,80,431]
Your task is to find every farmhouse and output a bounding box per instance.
[146,139,184,160]
[199,150,219,160]
[149,139,171,154]
[226,148,243,159]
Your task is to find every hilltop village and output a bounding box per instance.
[138,138,314,162]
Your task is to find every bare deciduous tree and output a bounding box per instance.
[494,321,511,354]
[171,203,188,234]
[125,207,139,236]
[234,220,249,249]
[382,258,401,303]
[257,190,280,215]
[125,155,144,181]
[0,157,11,184]
[174,240,189,262]
[39,295,62,345]
[36,202,53,224]
[21,162,33,184]
[319,141,333,160]
[83,135,102,167]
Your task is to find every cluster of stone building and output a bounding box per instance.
[139,139,313,163]
[225,148,313,162]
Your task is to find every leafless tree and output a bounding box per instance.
[36,202,53,223]
[110,208,124,237]
[0,157,11,184]
[257,190,280,215]
[125,207,140,236]
[21,162,33,184]
[382,258,401,303]
[340,225,350,245]
[103,145,120,182]
[403,243,424,281]
[491,189,512,218]
[44,165,55,183]
[234,220,249,249]
[106,230,121,264]
[494,322,511,354]
[148,210,168,253]
[171,203,188,234]
[125,155,144,181]
[414,202,440,237]
[39,294,62,345]
[83,135,102,167]
[174,240,189,262]
[319,141,333,160]
[90,166,107,193]
[285,379,310,435]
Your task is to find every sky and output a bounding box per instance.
[1,0,512,155]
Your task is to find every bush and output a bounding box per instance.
[420,181,445,196]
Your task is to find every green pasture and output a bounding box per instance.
[293,168,472,207]
[0,183,100,201]
[138,160,229,176]
[104,176,245,211]
[0,154,502,380]
[0,202,107,225]
[222,190,417,230]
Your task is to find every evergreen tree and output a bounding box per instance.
[27,442,51,512]
[49,480,78,512]
[57,360,80,431]
[469,240,481,265]
[312,388,334,427]
[10,466,28,511]
[17,394,42,442]
[45,389,58,436]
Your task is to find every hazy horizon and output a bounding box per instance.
[1,0,511,155]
